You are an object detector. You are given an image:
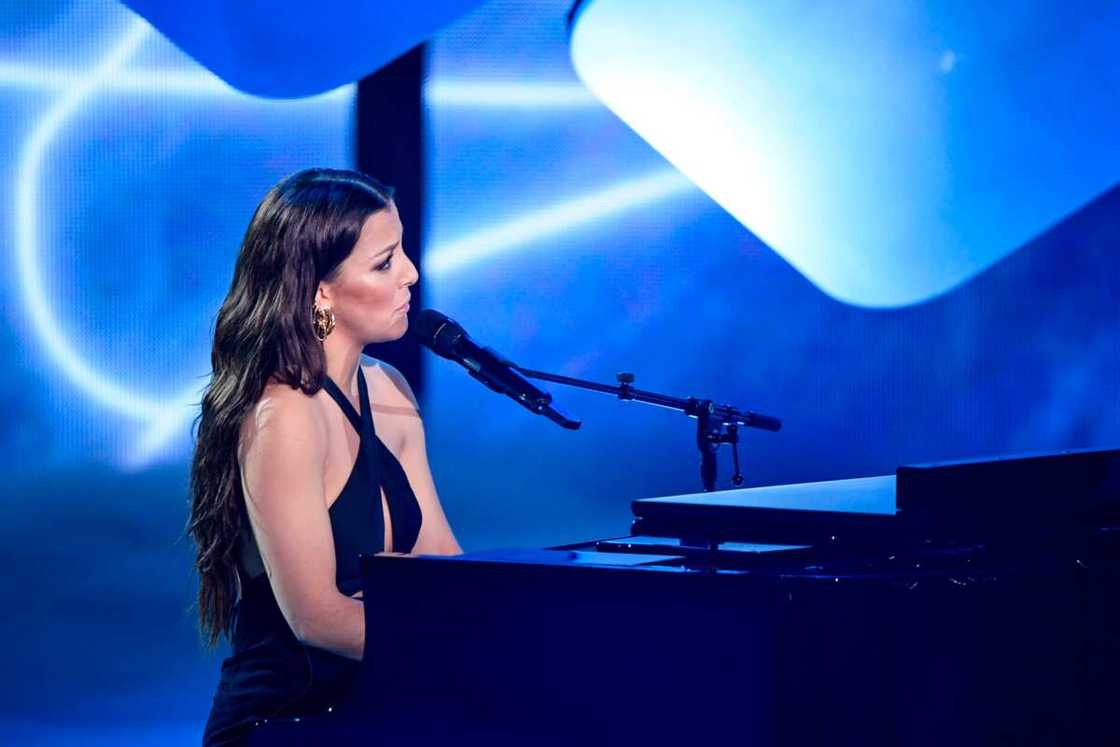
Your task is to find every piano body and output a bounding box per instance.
[250,448,1119,745]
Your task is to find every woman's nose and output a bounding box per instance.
[402,253,419,286]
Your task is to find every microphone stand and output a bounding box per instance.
[515,367,782,492]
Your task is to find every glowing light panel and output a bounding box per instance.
[570,0,1120,307]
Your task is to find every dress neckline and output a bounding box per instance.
[320,368,374,437]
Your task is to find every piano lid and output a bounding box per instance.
[897,446,1120,541]
[631,474,897,546]
[636,475,897,514]
[631,448,1120,547]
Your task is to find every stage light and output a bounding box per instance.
[570,0,1120,307]
[425,81,598,109]
[426,169,695,277]
[15,18,161,420]
[0,61,353,100]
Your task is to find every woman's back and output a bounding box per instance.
[201,367,422,747]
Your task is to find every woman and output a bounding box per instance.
[189,168,461,746]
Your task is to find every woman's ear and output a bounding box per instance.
[315,283,331,307]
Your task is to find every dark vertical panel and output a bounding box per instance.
[356,45,426,397]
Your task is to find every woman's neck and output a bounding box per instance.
[322,333,364,395]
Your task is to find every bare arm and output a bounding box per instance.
[399,413,463,555]
[239,387,365,660]
[370,362,462,555]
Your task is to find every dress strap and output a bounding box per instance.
[321,369,376,436]
[354,367,375,436]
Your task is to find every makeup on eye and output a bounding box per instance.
[370,239,401,271]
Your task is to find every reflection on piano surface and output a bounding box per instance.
[249,448,1119,746]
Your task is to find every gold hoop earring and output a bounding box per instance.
[311,303,335,341]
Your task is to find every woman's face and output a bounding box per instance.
[317,202,418,345]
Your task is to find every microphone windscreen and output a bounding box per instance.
[411,309,460,357]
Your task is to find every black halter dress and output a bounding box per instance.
[202,368,423,746]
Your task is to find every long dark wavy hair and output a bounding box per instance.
[188,168,394,646]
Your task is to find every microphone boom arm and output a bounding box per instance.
[514,367,781,432]
[411,309,780,487]
[514,365,782,491]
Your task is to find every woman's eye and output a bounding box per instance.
[375,255,393,272]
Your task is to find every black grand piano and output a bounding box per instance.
[250,447,1119,746]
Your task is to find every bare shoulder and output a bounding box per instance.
[239,379,329,461]
[361,356,420,413]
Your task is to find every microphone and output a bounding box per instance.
[411,310,580,429]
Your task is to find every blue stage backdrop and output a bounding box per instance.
[421,0,1120,548]
[0,0,1117,745]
